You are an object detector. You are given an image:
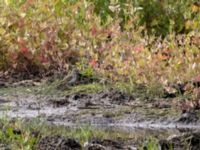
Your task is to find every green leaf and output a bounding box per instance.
[54,0,63,16]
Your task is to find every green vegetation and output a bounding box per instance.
[139,138,161,150]
[0,0,199,90]
[0,118,138,149]
[2,117,194,150]
[0,79,167,100]
[0,115,38,150]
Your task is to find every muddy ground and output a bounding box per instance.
[0,78,200,149]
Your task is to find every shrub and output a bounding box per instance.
[0,0,200,91]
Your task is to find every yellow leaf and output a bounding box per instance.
[20,13,26,18]
[192,4,199,13]
[193,21,199,28]
[0,28,6,35]
[0,18,6,25]
[4,0,10,6]
[185,20,192,29]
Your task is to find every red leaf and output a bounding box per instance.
[18,19,25,28]
[91,26,97,36]
[133,44,144,53]
[10,52,18,60]
[18,38,29,54]
[21,47,29,54]
[27,0,33,4]
[89,59,97,68]
[39,54,49,64]
[192,74,200,83]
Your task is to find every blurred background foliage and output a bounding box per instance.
[0,0,200,86]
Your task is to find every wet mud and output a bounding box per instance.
[0,81,200,149]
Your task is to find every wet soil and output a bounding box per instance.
[35,129,200,150]
[1,88,199,129]
[159,131,200,150]
[36,135,82,150]
[0,80,200,149]
[36,135,136,150]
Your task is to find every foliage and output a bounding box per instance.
[90,0,198,36]
[0,0,81,75]
[0,119,38,150]
[0,118,130,148]
[139,138,161,150]
[0,0,200,94]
